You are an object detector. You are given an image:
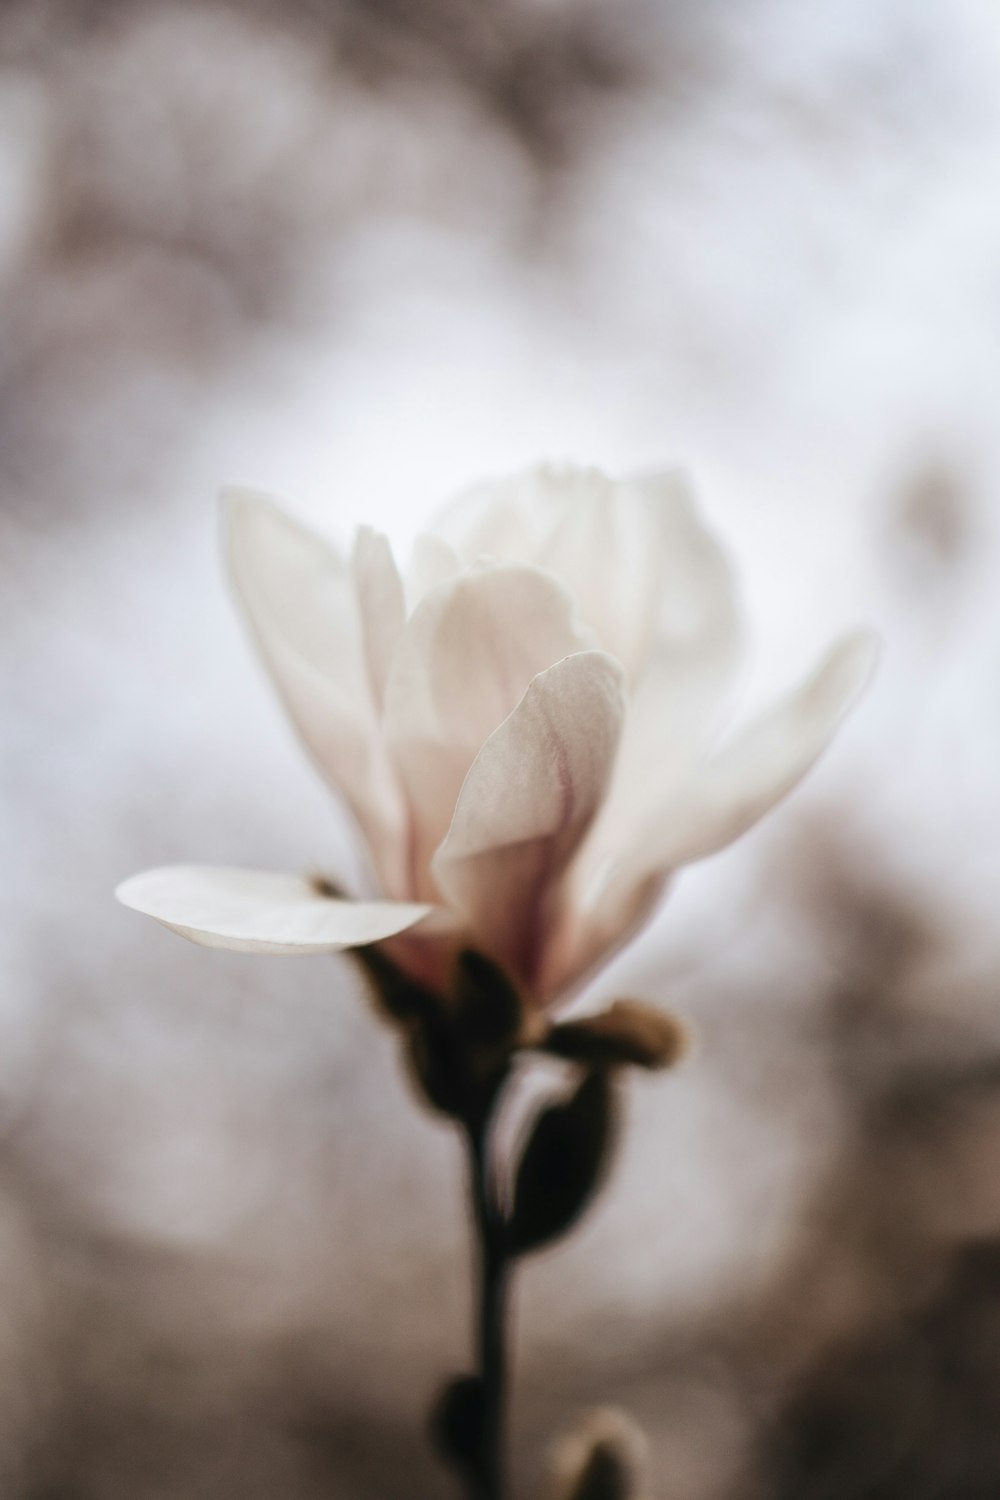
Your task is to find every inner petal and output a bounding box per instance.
[381,562,594,898]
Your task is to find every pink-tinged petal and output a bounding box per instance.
[383,563,595,895]
[431,651,625,986]
[351,526,405,710]
[222,489,407,895]
[116,866,432,955]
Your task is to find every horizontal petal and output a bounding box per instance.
[431,650,625,985]
[222,489,407,895]
[116,866,432,955]
[383,563,594,894]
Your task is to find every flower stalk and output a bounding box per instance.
[404,950,678,1497]
[466,1113,510,1500]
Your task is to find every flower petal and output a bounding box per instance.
[351,526,405,710]
[116,866,432,955]
[430,468,559,567]
[640,628,879,870]
[431,650,625,985]
[535,468,665,678]
[405,532,459,614]
[222,489,407,895]
[580,475,743,865]
[627,470,742,724]
[435,465,740,694]
[555,631,878,994]
[383,563,595,895]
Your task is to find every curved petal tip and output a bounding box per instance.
[116,865,433,956]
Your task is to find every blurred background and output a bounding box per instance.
[3,0,1000,1495]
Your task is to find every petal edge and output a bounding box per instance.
[116,865,433,955]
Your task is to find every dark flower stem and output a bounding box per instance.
[466,1115,511,1500]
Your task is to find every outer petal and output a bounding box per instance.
[578,475,743,874]
[222,490,407,895]
[637,629,879,870]
[351,526,405,710]
[383,562,594,895]
[558,631,878,990]
[625,470,742,732]
[431,651,625,986]
[116,866,432,955]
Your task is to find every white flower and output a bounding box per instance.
[117,465,877,1005]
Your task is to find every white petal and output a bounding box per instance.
[631,471,742,721]
[430,468,559,566]
[431,651,625,984]
[535,468,661,676]
[222,489,407,895]
[436,465,740,694]
[603,471,742,762]
[641,629,879,870]
[580,474,743,863]
[116,866,432,955]
[383,563,594,894]
[556,631,878,993]
[405,532,459,614]
[351,526,405,710]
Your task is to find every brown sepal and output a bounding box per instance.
[351,944,529,1124]
[451,948,525,1053]
[543,1000,689,1071]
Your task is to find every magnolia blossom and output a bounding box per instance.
[118,466,876,1004]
